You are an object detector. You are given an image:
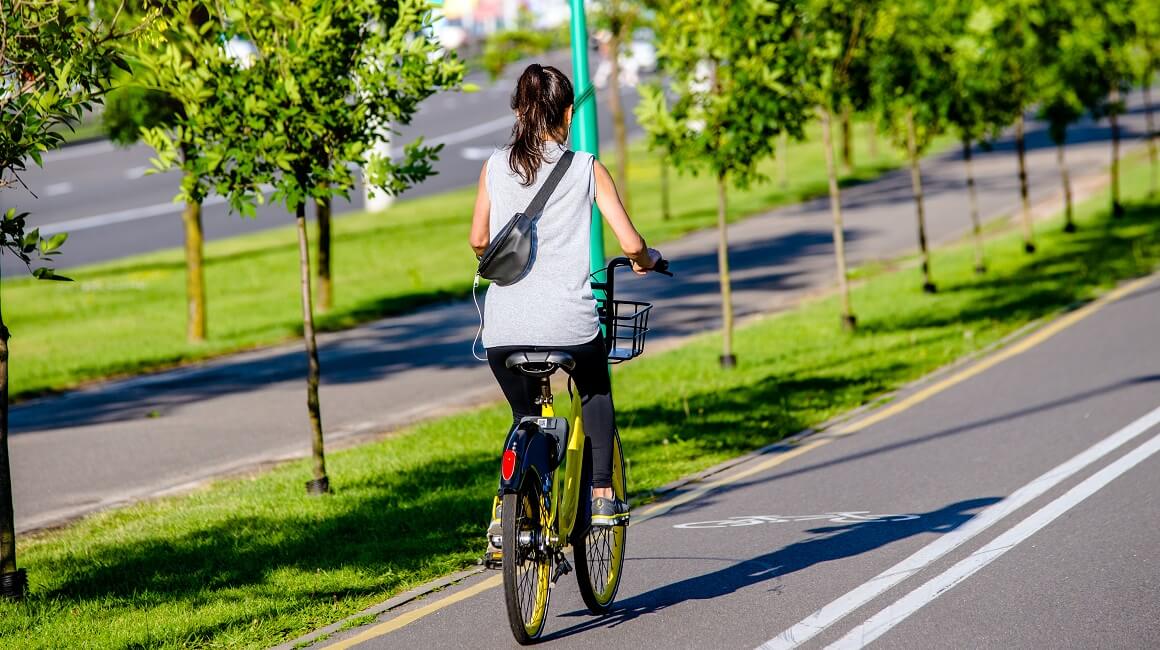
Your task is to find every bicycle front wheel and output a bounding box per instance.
[574,431,627,614]
[502,476,552,644]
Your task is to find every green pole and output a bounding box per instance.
[568,0,605,284]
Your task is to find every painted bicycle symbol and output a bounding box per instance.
[672,511,921,529]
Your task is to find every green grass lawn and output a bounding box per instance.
[6,122,919,399]
[2,157,1157,649]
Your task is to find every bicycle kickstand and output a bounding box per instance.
[549,552,572,589]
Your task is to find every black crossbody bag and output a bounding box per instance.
[476,150,575,286]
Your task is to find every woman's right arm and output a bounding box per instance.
[593,160,660,274]
[469,161,490,257]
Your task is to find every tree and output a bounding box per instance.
[1034,1,1105,233]
[801,0,878,329]
[1085,0,1137,217]
[1129,0,1158,196]
[140,0,461,493]
[868,0,957,293]
[593,0,642,211]
[638,0,811,367]
[946,0,1021,272]
[1129,0,1159,196]
[0,0,145,599]
[105,0,211,340]
[987,0,1052,253]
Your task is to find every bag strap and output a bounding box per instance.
[522,150,575,218]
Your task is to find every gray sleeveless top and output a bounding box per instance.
[482,142,600,348]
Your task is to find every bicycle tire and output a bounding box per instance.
[574,431,627,614]
[502,477,552,644]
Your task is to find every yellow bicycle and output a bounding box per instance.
[485,256,670,644]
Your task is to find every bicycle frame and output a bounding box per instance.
[495,380,588,549]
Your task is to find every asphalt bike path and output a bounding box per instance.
[9,96,1154,532]
[315,269,1160,649]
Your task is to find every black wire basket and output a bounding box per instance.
[599,298,653,362]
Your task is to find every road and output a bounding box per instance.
[0,51,643,274]
[8,94,1153,533]
[313,271,1160,650]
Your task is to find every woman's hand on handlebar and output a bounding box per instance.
[632,248,664,276]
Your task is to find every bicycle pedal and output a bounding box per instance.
[482,551,503,570]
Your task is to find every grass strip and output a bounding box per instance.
[6,122,921,399]
[3,158,1157,649]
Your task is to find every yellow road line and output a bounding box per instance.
[327,274,1154,648]
[324,575,503,649]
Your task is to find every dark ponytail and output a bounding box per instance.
[508,64,574,186]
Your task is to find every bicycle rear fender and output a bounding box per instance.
[498,417,569,494]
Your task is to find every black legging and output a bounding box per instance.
[486,333,615,487]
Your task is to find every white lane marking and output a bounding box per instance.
[38,197,224,235]
[41,140,117,163]
[829,428,1160,649]
[428,114,513,148]
[37,183,276,235]
[758,404,1160,650]
[44,182,74,197]
[124,166,151,180]
[460,146,495,161]
[673,512,921,529]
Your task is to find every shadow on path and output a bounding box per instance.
[547,497,1000,639]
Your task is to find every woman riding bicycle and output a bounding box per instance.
[469,63,662,531]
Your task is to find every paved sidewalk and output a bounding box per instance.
[10,96,1154,532]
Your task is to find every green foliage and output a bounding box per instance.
[1033,1,1106,144]
[637,0,812,187]
[101,84,182,147]
[866,0,960,151]
[136,0,463,215]
[799,0,877,112]
[0,0,144,279]
[943,0,1021,143]
[480,28,553,80]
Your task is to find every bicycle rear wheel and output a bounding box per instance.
[502,477,552,644]
[574,431,627,614]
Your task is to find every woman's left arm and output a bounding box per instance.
[470,161,491,257]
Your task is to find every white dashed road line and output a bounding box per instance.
[759,403,1160,650]
[43,182,73,197]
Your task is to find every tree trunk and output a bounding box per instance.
[820,106,856,330]
[296,203,330,495]
[1110,87,1124,217]
[315,196,333,313]
[1145,82,1157,198]
[777,130,789,189]
[607,26,630,211]
[1057,139,1076,233]
[715,175,736,368]
[840,104,853,173]
[181,195,206,342]
[660,155,671,221]
[0,282,25,600]
[906,110,936,293]
[1015,113,1036,252]
[962,137,986,274]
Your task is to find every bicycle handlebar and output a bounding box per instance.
[605,256,673,276]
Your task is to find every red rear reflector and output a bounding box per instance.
[501,449,517,481]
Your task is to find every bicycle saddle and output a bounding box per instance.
[504,351,577,377]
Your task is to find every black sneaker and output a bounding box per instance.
[591,497,630,527]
